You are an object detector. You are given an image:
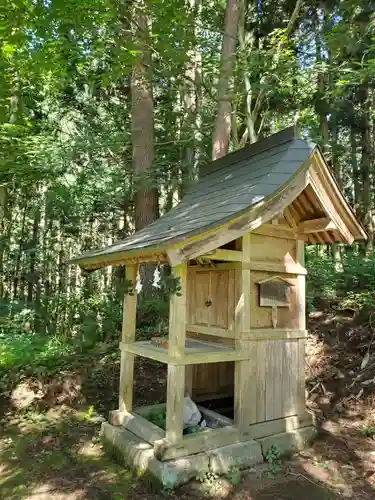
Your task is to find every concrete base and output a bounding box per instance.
[101,422,316,489]
[256,425,317,459]
[208,440,263,474]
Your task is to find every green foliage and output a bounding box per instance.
[265,444,281,464]
[1,0,374,373]
[264,445,282,478]
[307,249,375,311]
[147,408,166,430]
[136,296,169,331]
[359,425,375,438]
[0,333,74,373]
[161,275,183,297]
[225,465,242,485]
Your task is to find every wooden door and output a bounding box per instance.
[188,268,235,332]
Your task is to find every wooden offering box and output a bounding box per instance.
[72,127,366,485]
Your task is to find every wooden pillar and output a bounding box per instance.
[119,264,138,414]
[166,262,187,443]
[296,240,306,330]
[296,239,306,416]
[234,233,256,429]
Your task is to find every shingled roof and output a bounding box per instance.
[72,127,366,270]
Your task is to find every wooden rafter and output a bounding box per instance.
[283,207,298,229]
[297,217,336,233]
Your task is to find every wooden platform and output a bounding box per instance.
[120,338,250,365]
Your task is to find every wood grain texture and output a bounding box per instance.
[119,264,138,413]
[255,341,266,422]
[296,240,306,330]
[165,364,185,444]
[262,339,300,421]
[168,262,187,358]
[297,338,307,416]
[250,233,297,263]
[191,362,234,399]
[250,271,299,329]
[245,260,306,275]
[187,267,236,331]
[155,425,249,461]
[199,249,243,261]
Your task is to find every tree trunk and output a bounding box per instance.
[212,0,241,160]
[12,197,28,300]
[130,0,158,294]
[27,204,40,303]
[350,126,361,216]
[0,186,9,300]
[359,83,372,250]
[180,0,201,198]
[131,0,158,230]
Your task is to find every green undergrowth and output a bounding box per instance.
[0,408,139,500]
[306,248,375,312]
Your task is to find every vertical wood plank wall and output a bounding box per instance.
[183,227,307,427]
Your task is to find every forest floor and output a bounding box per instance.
[1,311,375,499]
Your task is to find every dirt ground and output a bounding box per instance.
[1,406,375,500]
[2,312,375,499]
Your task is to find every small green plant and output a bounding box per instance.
[162,275,182,296]
[147,408,166,430]
[265,445,282,478]
[265,444,281,464]
[359,425,375,438]
[196,470,218,486]
[225,465,242,485]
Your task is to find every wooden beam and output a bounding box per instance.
[199,249,243,262]
[186,324,236,338]
[308,162,354,243]
[252,224,297,240]
[296,240,305,331]
[155,425,250,461]
[120,341,169,364]
[283,207,298,229]
[296,240,307,417]
[155,412,315,461]
[168,263,187,358]
[247,411,314,440]
[165,364,185,444]
[240,328,307,340]
[244,261,307,275]
[297,217,336,233]
[120,340,252,364]
[313,152,366,241]
[234,234,256,430]
[166,263,188,444]
[119,264,138,414]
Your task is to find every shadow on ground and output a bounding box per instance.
[3,405,374,500]
[0,409,159,500]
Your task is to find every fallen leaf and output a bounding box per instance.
[361,351,370,370]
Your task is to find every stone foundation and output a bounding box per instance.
[101,421,316,489]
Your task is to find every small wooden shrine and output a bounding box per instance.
[73,127,366,486]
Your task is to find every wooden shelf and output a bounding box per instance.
[120,338,250,365]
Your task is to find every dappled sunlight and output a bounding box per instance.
[76,440,103,458]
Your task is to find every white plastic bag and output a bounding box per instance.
[183,394,206,428]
